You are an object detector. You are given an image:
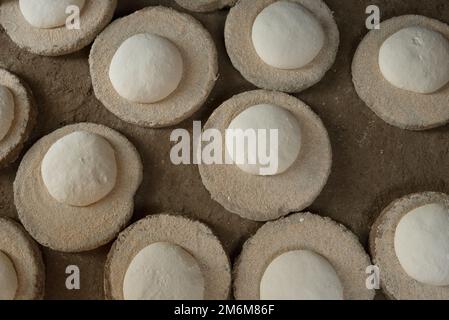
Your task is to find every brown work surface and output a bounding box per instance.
[1,0,449,300]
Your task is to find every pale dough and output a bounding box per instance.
[225,104,302,176]
[394,203,449,286]
[19,0,86,29]
[109,33,184,104]
[0,85,14,142]
[260,250,344,300]
[251,1,325,70]
[379,26,449,94]
[0,251,18,300]
[123,242,205,300]
[41,131,117,207]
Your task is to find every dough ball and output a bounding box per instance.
[379,26,449,94]
[109,33,184,104]
[251,1,325,70]
[260,250,344,300]
[394,203,449,286]
[123,242,205,300]
[41,131,117,207]
[225,104,301,176]
[0,85,15,142]
[19,0,86,29]
[0,251,18,300]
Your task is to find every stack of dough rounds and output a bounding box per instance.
[105,214,231,300]
[175,0,237,12]
[353,15,449,130]
[370,192,449,299]
[234,213,375,300]
[89,6,218,128]
[0,0,117,56]
[14,123,143,252]
[0,68,36,168]
[225,0,339,92]
[0,217,45,300]
[199,90,331,221]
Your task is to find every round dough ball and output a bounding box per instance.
[251,1,325,70]
[19,0,86,29]
[0,85,15,142]
[0,251,18,300]
[225,104,301,176]
[109,33,184,104]
[379,26,449,94]
[394,203,449,286]
[123,242,205,300]
[260,250,344,300]
[41,131,117,207]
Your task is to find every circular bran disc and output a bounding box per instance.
[352,15,449,131]
[0,0,117,56]
[369,192,449,300]
[0,217,45,300]
[198,90,332,222]
[175,0,237,12]
[234,212,375,300]
[89,6,218,128]
[14,123,143,253]
[224,0,339,93]
[104,214,231,300]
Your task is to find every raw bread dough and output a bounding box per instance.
[226,104,301,176]
[0,251,18,300]
[41,131,117,207]
[394,203,449,286]
[260,250,344,300]
[251,1,325,70]
[19,0,86,29]
[123,242,205,300]
[379,26,449,94]
[109,33,184,104]
[0,85,14,142]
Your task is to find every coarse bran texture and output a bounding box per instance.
[175,0,237,12]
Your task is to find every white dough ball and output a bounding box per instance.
[251,1,325,70]
[41,131,117,207]
[260,250,344,300]
[0,251,18,300]
[0,85,15,142]
[379,26,449,94]
[109,33,184,104]
[394,203,449,286]
[225,104,301,176]
[19,0,86,29]
[123,242,205,300]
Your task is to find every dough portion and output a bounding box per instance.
[41,131,117,207]
[0,85,14,142]
[394,203,449,286]
[379,26,449,94]
[109,33,184,104]
[123,242,205,300]
[260,250,344,300]
[0,251,18,300]
[251,1,325,70]
[19,0,86,29]
[225,104,302,176]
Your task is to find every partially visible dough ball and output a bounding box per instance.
[19,0,86,29]
[225,104,301,176]
[123,242,205,300]
[394,203,449,286]
[0,251,18,300]
[251,1,325,70]
[260,250,344,300]
[0,85,15,142]
[109,33,184,104]
[41,131,117,207]
[379,27,449,94]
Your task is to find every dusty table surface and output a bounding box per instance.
[1,0,449,300]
